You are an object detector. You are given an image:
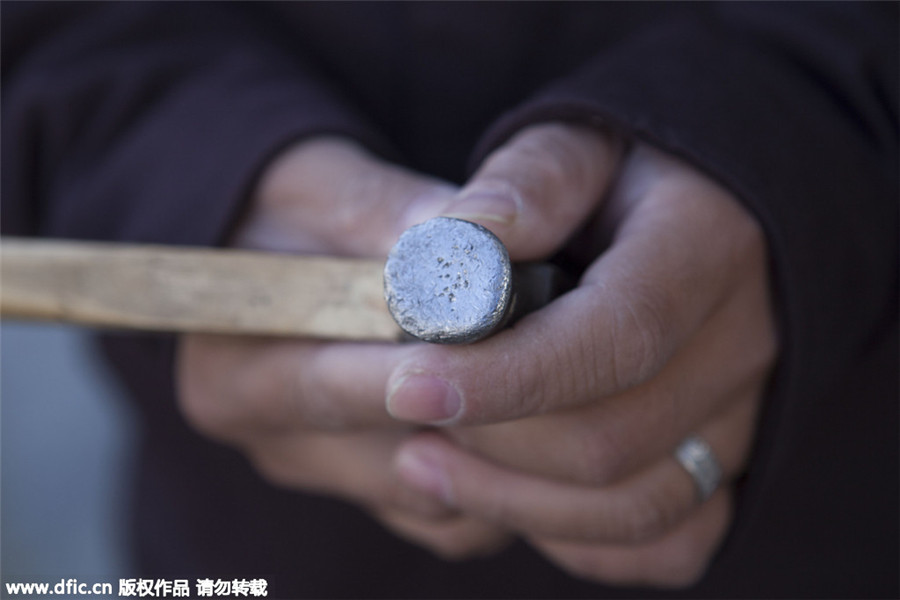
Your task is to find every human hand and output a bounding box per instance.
[388,129,777,587]
[177,137,509,559]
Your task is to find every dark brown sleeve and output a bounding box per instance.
[1,1,392,246]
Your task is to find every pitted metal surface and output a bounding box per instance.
[384,217,512,343]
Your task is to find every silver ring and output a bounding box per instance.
[674,436,722,503]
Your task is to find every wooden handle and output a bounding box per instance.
[0,238,403,341]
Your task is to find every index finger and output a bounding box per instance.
[178,335,419,437]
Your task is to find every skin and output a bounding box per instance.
[177,123,777,586]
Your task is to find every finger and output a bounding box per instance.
[447,293,771,486]
[386,152,770,425]
[178,334,419,436]
[245,429,457,520]
[394,420,742,545]
[450,382,761,488]
[435,122,625,260]
[374,507,512,561]
[237,136,458,257]
[530,490,732,589]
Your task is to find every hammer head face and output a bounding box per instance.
[384,217,512,343]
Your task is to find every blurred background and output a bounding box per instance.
[1,322,137,589]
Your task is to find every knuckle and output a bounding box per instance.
[177,342,299,439]
[572,425,631,486]
[527,322,595,418]
[178,390,226,439]
[463,347,546,422]
[608,287,669,391]
[247,449,308,490]
[291,371,347,430]
[249,453,293,488]
[632,295,669,378]
[508,351,553,417]
[231,354,293,430]
[286,348,358,431]
[335,169,391,234]
[176,337,266,438]
[490,123,594,196]
[517,126,591,195]
[177,364,239,441]
[476,487,515,526]
[618,492,672,543]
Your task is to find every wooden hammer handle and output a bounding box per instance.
[0,238,403,341]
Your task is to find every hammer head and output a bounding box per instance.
[383,217,512,343]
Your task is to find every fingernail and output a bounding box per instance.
[401,187,456,229]
[395,448,454,506]
[387,374,463,424]
[443,184,521,225]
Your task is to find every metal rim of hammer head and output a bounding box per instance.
[383,217,566,344]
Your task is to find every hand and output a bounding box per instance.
[177,137,508,559]
[388,129,777,587]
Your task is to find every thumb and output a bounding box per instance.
[235,136,458,257]
[440,123,625,261]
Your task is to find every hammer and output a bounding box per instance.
[1,218,564,343]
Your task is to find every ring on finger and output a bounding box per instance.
[674,435,722,503]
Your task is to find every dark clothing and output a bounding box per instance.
[2,2,897,598]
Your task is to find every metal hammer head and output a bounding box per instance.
[383,217,513,344]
